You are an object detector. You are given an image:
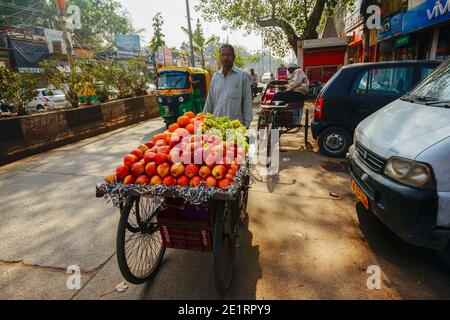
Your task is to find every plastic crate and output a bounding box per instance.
[157,199,212,252]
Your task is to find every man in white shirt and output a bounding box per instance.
[203,44,253,129]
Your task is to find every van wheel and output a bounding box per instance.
[318,127,351,158]
[437,242,450,270]
[36,105,45,110]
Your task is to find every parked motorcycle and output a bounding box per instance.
[308,80,324,99]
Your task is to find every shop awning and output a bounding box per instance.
[8,37,50,72]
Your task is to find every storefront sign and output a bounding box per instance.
[115,34,141,56]
[403,0,450,34]
[345,11,364,32]
[17,68,44,73]
[164,47,173,65]
[395,35,410,47]
[378,12,403,40]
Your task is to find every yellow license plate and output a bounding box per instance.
[352,180,369,210]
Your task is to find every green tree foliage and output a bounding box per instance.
[196,0,354,57]
[149,12,165,69]
[182,19,220,70]
[42,58,149,105]
[41,59,93,108]
[0,1,137,50]
[66,0,136,50]
[0,0,53,27]
[0,67,37,116]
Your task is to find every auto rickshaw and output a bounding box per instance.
[156,66,210,127]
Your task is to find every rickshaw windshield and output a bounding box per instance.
[158,71,190,89]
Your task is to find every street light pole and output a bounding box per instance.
[185,0,195,67]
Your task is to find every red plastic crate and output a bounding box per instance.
[157,199,213,252]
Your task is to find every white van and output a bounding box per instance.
[348,58,450,266]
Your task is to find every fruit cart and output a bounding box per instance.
[96,168,250,294]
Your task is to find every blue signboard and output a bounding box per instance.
[403,0,450,34]
[378,12,404,40]
[115,34,141,54]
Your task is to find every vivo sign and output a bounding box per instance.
[427,0,450,19]
[403,0,450,33]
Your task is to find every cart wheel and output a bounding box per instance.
[117,196,166,284]
[119,202,140,233]
[213,200,238,294]
[238,175,250,226]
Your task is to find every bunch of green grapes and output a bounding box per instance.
[203,114,249,152]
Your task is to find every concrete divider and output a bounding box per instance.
[0,95,159,166]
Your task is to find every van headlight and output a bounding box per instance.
[157,97,163,103]
[384,157,435,189]
[178,96,184,103]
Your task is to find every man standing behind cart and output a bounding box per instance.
[204,44,253,129]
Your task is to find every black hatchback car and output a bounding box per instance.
[312,61,441,157]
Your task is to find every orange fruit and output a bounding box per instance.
[168,123,179,132]
[184,111,195,119]
[152,133,166,144]
[186,124,195,134]
[177,116,190,128]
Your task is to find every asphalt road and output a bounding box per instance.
[1,110,449,300]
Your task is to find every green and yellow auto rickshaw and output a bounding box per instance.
[156,66,210,127]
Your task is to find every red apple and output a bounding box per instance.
[230,163,240,172]
[155,140,167,147]
[145,162,157,177]
[226,174,234,181]
[138,145,149,153]
[145,141,155,149]
[177,175,190,186]
[157,163,170,178]
[163,176,176,186]
[217,178,232,189]
[203,153,215,168]
[157,146,170,154]
[190,176,202,187]
[155,153,169,165]
[131,162,145,177]
[124,175,136,185]
[185,164,199,178]
[144,151,157,163]
[136,175,149,185]
[173,128,190,140]
[205,176,217,187]
[124,154,138,167]
[181,151,192,164]
[116,165,129,179]
[169,148,183,164]
[150,175,162,185]
[170,163,185,178]
[130,149,143,160]
[212,165,227,180]
[199,166,212,179]
[228,169,237,177]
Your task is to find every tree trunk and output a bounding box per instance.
[257,0,327,57]
[303,0,327,40]
[201,49,206,70]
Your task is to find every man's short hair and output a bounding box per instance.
[219,44,235,55]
